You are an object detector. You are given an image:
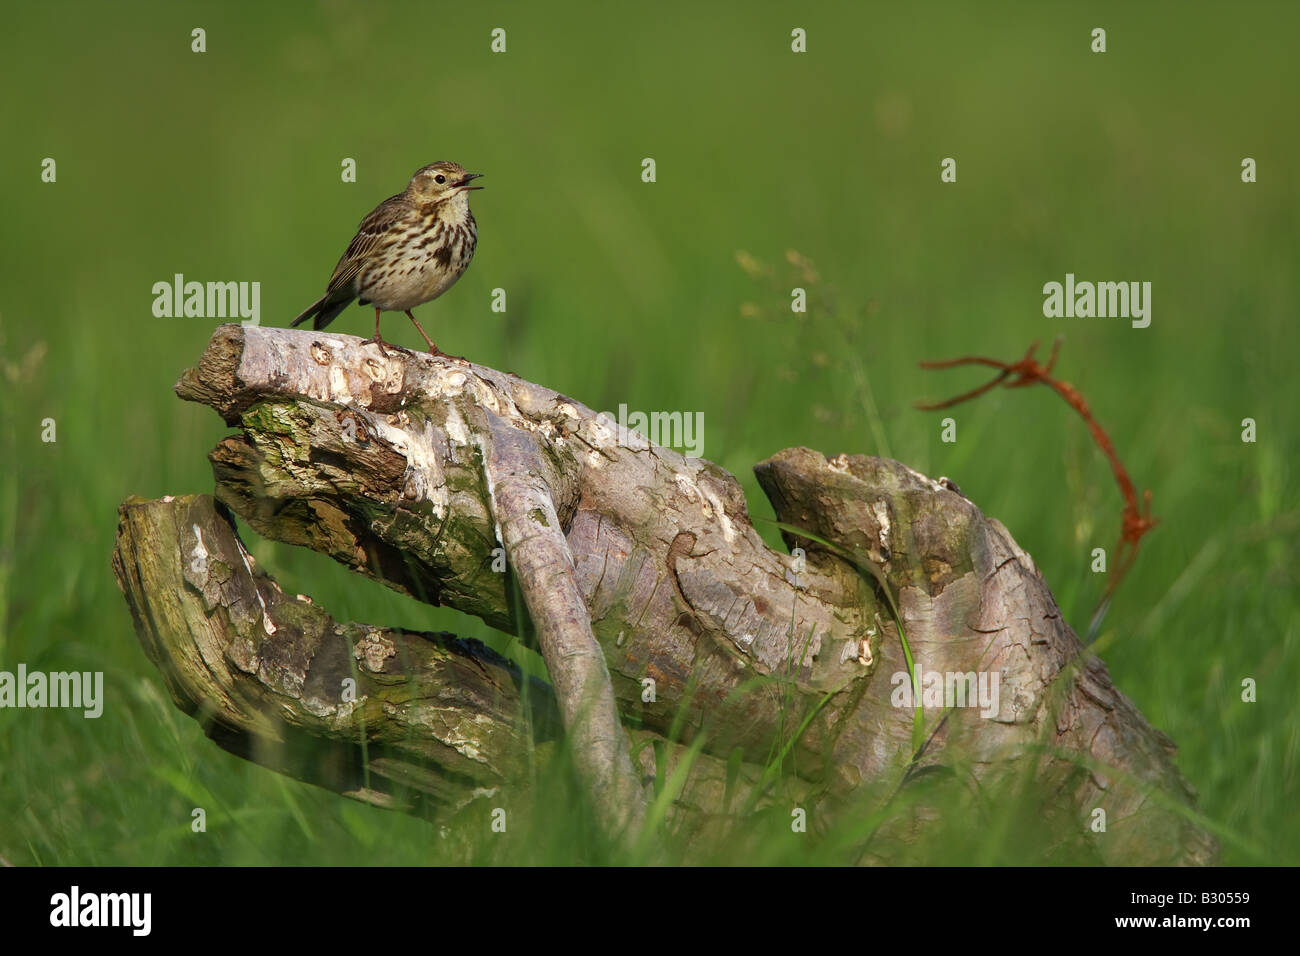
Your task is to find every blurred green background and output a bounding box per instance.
[1,0,1296,864]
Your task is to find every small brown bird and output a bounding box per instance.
[291,161,482,357]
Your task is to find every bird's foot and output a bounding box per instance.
[428,345,470,365]
[362,334,413,358]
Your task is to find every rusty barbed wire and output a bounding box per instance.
[917,337,1157,639]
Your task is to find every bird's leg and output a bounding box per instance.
[362,307,391,358]
[406,310,468,363]
[404,310,438,352]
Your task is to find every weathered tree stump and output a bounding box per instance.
[111,324,1216,863]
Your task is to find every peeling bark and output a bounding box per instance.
[110,324,1215,863]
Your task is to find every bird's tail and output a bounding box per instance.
[290,293,352,330]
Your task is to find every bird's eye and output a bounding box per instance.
[434,174,446,184]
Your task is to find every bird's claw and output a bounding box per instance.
[362,335,415,359]
[428,346,470,365]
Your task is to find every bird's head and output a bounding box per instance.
[407,162,483,204]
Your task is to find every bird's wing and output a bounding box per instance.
[325,194,407,294]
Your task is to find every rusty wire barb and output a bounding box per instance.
[916,338,1157,638]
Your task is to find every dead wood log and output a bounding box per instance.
[111,492,781,837]
[111,324,1216,863]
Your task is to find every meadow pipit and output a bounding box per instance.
[291,161,482,357]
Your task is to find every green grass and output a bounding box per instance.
[1,0,1297,865]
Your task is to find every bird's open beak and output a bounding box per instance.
[458,173,484,190]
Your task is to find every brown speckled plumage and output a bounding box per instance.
[291,161,481,357]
